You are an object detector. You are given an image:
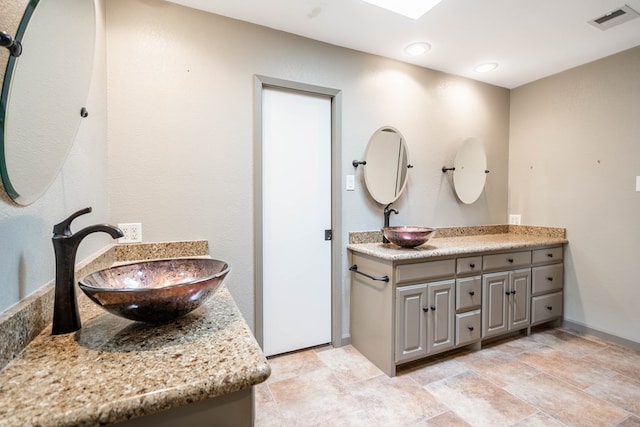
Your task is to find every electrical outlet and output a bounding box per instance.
[508,214,521,225]
[118,223,142,243]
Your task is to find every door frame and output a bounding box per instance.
[253,75,343,350]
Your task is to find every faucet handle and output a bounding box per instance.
[53,207,92,237]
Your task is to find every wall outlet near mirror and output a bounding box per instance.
[118,223,142,243]
[508,214,521,225]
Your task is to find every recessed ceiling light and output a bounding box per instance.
[405,42,431,56]
[361,0,442,20]
[474,63,498,73]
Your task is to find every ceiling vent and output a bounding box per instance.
[589,5,640,30]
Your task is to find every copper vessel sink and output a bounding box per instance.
[382,226,436,248]
[78,258,230,323]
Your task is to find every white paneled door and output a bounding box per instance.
[262,87,332,357]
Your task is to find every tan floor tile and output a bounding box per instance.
[481,333,546,356]
[511,411,565,426]
[316,345,384,385]
[529,328,607,357]
[400,357,470,386]
[584,346,640,382]
[268,367,367,426]
[460,350,540,387]
[425,371,537,426]
[255,382,274,404]
[266,349,326,384]
[618,415,640,426]
[418,411,471,426]
[255,399,285,427]
[504,373,629,427]
[518,346,618,389]
[584,374,640,416]
[347,375,448,426]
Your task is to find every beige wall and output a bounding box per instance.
[105,0,510,336]
[0,0,110,312]
[510,46,640,343]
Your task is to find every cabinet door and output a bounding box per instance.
[395,284,428,363]
[482,272,509,338]
[509,269,531,330]
[427,280,455,354]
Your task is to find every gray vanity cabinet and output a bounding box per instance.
[481,268,531,339]
[395,280,454,364]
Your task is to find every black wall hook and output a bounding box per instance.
[352,160,366,168]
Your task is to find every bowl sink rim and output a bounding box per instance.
[382,225,437,248]
[78,257,230,292]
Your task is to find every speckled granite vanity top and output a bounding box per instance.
[0,241,270,426]
[348,225,567,261]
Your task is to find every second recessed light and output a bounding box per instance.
[405,42,431,56]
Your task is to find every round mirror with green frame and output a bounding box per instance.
[0,0,96,205]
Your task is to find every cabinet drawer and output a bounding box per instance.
[483,251,531,271]
[532,247,563,265]
[456,276,481,311]
[531,292,563,325]
[456,256,482,275]
[396,259,455,284]
[455,310,481,346]
[532,264,564,295]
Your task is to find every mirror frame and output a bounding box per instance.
[363,126,410,205]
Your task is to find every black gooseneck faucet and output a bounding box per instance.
[382,203,399,243]
[51,207,123,335]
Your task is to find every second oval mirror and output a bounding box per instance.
[452,137,487,204]
[363,126,410,205]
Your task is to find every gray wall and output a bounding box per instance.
[0,0,110,312]
[509,46,640,343]
[105,0,510,337]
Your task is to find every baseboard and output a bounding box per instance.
[562,320,640,351]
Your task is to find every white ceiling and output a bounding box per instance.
[167,0,640,88]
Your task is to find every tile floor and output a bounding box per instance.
[255,327,640,426]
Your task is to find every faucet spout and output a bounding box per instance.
[51,207,123,335]
[382,203,399,243]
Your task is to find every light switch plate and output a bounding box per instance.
[508,214,521,225]
[346,174,355,191]
[636,176,640,192]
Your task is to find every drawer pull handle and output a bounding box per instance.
[430,306,436,311]
[547,277,553,281]
[467,325,474,331]
[469,263,476,269]
[547,253,554,258]
[546,305,553,310]
[507,258,514,263]
[468,290,475,296]
[422,306,429,312]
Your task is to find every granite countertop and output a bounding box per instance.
[0,242,270,426]
[348,225,568,261]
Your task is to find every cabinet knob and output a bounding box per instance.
[505,291,511,295]
[511,290,516,295]
[467,325,474,331]
[507,258,514,263]
[469,263,476,269]
[422,306,429,312]
[430,306,436,311]
[547,253,554,258]
[546,305,553,310]
[547,277,553,281]
[468,290,475,296]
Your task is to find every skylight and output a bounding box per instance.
[361,0,442,19]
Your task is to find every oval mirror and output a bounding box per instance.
[363,126,410,205]
[452,137,487,204]
[0,0,96,205]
